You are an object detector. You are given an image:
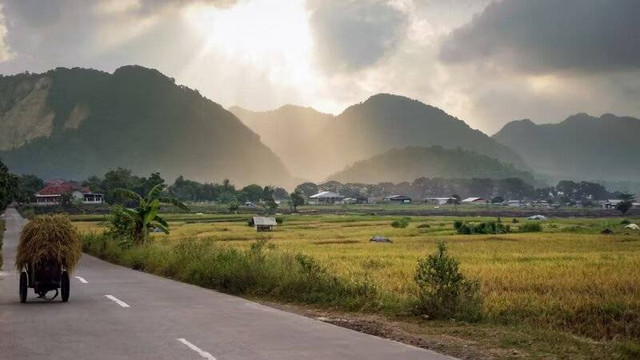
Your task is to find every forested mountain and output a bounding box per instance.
[233,94,529,181]
[230,105,334,181]
[0,66,291,186]
[328,146,536,184]
[493,113,640,182]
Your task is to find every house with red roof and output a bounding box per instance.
[35,180,104,205]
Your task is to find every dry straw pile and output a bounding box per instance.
[16,215,82,273]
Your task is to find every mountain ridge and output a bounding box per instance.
[0,65,292,186]
[493,113,640,181]
[328,146,537,184]
[233,93,530,181]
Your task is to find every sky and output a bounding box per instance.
[0,0,638,134]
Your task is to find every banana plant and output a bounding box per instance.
[113,184,189,244]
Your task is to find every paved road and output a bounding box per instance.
[0,209,454,360]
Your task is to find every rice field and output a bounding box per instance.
[75,213,640,352]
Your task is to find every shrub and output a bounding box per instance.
[107,205,136,238]
[512,218,519,224]
[454,221,510,235]
[520,222,543,233]
[414,241,482,321]
[453,220,463,230]
[391,217,410,228]
[417,223,431,229]
[275,217,284,225]
[621,219,631,225]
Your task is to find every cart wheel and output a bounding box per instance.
[19,272,28,303]
[61,271,70,302]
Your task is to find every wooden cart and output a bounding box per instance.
[19,260,70,303]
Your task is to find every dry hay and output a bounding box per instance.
[16,215,82,273]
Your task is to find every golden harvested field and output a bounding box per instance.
[75,214,640,339]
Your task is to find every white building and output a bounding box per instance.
[35,180,104,206]
[309,191,345,205]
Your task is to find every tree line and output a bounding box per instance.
[1,163,635,212]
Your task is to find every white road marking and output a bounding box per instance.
[75,276,88,284]
[105,295,130,308]
[177,338,217,360]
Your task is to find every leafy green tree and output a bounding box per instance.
[272,187,289,200]
[0,159,18,211]
[290,191,305,211]
[137,172,165,196]
[113,184,189,244]
[556,180,578,199]
[239,184,263,203]
[103,168,135,203]
[60,192,75,210]
[294,182,318,199]
[83,175,104,193]
[261,186,275,202]
[15,174,44,203]
[616,193,635,215]
[491,196,504,204]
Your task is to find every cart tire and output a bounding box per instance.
[61,271,70,302]
[19,272,28,303]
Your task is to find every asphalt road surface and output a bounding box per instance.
[0,208,455,360]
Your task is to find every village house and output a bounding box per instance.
[384,195,412,204]
[309,191,345,205]
[35,180,104,206]
[601,199,622,209]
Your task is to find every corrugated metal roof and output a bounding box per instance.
[309,191,344,199]
[253,217,277,226]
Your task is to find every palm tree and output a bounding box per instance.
[113,184,189,244]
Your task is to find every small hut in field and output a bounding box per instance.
[252,217,277,232]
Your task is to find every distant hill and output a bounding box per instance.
[233,94,529,181]
[229,105,335,181]
[0,66,291,186]
[328,146,536,184]
[493,113,640,182]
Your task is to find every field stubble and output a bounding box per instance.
[77,213,640,358]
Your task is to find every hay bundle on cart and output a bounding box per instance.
[16,215,82,303]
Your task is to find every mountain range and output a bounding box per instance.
[493,113,640,182]
[1,65,638,188]
[233,94,529,181]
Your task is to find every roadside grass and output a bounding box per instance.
[77,214,640,358]
[83,234,389,312]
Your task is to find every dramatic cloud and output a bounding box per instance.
[0,0,638,135]
[308,0,408,74]
[439,0,640,74]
